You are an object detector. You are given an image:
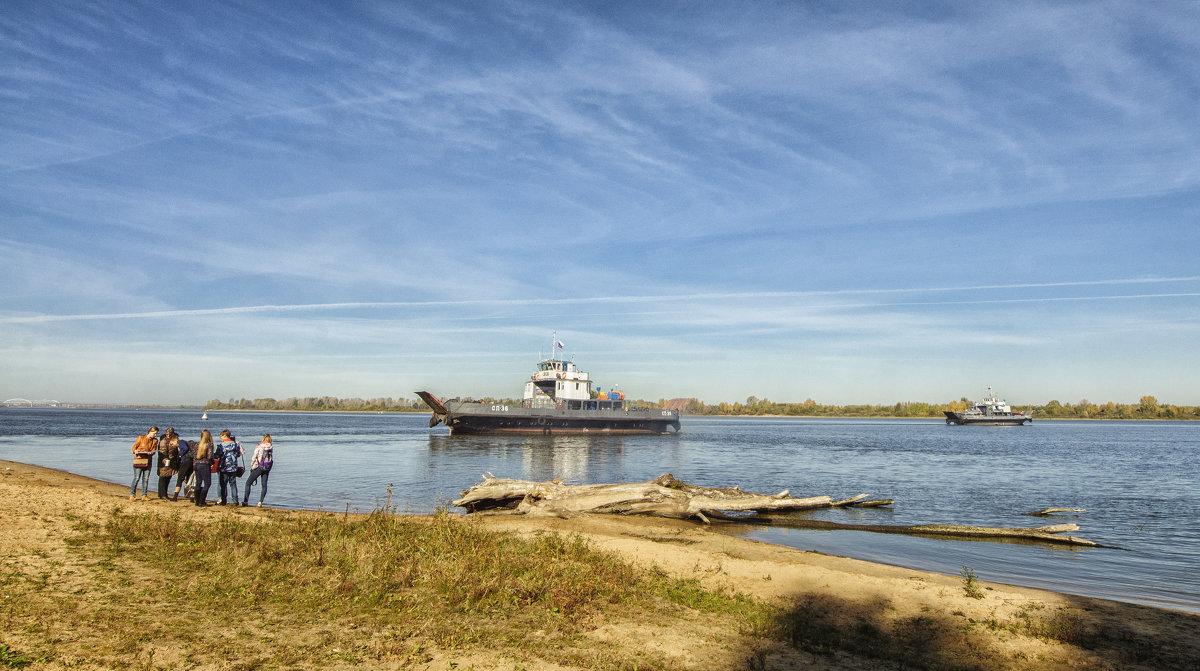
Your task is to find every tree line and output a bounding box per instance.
[204,394,1199,419]
[661,394,1199,419]
[204,397,424,412]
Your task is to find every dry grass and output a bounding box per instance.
[3,462,1199,670]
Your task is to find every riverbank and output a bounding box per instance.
[2,459,1198,670]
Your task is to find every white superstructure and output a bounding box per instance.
[524,357,596,406]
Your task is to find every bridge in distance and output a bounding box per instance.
[2,398,62,407]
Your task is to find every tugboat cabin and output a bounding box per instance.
[524,357,625,411]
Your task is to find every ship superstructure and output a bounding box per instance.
[944,387,1032,425]
[417,339,680,435]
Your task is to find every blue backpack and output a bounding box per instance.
[218,441,242,473]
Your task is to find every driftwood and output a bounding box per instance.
[737,516,1107,547]
[1024,507,1086,516]
[455,473,1104,547]
[454,473,841,519]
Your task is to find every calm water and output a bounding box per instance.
[1,408,1197,613]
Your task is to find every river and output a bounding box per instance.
[1,408,1196,613]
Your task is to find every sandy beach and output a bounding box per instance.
[2,459,1198,670]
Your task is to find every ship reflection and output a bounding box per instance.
[426,433,628,483]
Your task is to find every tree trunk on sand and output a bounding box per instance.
[453,473,837,520]
[454,473,1104,547]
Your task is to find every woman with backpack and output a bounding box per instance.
[214,429,244,506]
[242,434,274,507]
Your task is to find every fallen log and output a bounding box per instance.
[454,474,1104,547]
[736,516,1107,547]
[1024,507,1086,516]
[454,473,838,519]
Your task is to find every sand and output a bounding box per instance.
[2,459,1198,670]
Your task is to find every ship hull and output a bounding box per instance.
[441,403,681,435]
[944,411,1031,426]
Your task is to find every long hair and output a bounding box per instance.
[197,429,214,459]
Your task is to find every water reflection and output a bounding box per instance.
[425,433,631,484]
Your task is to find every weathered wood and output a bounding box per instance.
[848,499,894,508]
[455,473,836,518]
[1024,507,1086,516]
[454,474,1103,547]
[738,516,1108,547]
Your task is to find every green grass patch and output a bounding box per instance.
[0,643,35,669]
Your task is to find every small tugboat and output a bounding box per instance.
[417,339,681,436]
[944,387,1032,425]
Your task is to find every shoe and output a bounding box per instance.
[241,500,248,507]
[256,502,262,507]
[172,494,179,502]
[130,495,136,501]
[141,496,149,501]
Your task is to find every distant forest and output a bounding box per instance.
[665,395,1198,419]
[203,394,1199,419]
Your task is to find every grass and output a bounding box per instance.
[0,643,34,669]
[58,504,769,669]
[959,565,985,600]
[5,500,1183,670]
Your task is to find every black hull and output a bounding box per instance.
[417,391,681,436]
[944,411,1031,426]
[446,413,680,435]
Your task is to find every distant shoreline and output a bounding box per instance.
[4,406,1196,420]
[4,403,1195,420]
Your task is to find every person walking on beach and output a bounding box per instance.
[172,436,194,501]
[129,426,158,500]
[192,429,215,507]
[214,430,244,506]
[242,434,273,507]
[156,428,180,499]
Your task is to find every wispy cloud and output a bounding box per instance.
[3,1,1199,404]
[4,276,1197,323]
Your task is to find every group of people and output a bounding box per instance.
[130,426,274,507]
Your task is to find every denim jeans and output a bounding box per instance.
[243,468,269,504]
[130,467,151,497]
[219,471,240,504]
[193,462,212,503]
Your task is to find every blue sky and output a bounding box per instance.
[3,0,1199,407]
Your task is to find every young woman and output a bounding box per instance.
[242,434,274,507]
[215,430,244,506]
[172,436,194,502]
[156,428,180,499]
[192,429,215,507]
[130,426,158,500]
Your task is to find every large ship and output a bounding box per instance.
[944,387,1032,425]
[416,344,681,436]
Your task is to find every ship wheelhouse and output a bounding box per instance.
[522,356,632,410]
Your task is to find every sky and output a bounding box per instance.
[2,0,1199,407]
